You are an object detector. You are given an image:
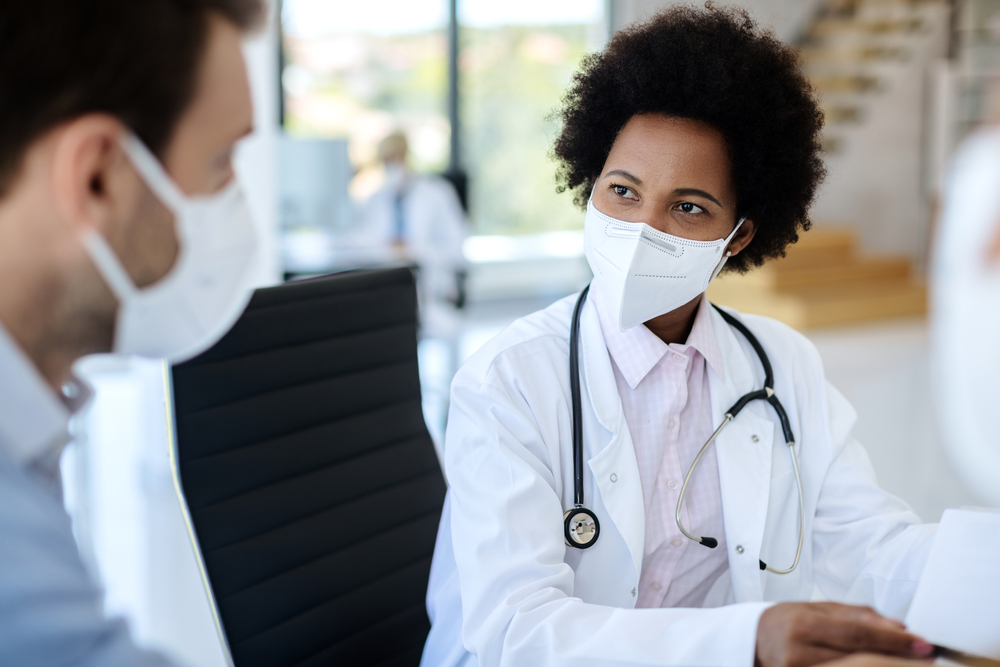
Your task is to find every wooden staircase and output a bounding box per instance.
[704,0,941,330]
[706,227,926,329]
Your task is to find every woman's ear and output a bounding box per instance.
[726,217,756,257]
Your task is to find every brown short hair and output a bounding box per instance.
[0,0,264,198]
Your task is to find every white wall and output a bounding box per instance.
[810,3,951,265]
[237,1,282,287]
[609,0,825,41]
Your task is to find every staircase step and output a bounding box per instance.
[776,227,856,266]
[810,74,882,94]
[799,45,908,65]
[820,104,864,124]
[732,257,912,291]
[707,281,927,329]
[807,17,925,38]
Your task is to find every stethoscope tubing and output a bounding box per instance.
[675,414,732,549]
[569,284,590,508]
[567,286,805,574]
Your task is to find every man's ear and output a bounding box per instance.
[50,115,142,238]
[727,217,756,257]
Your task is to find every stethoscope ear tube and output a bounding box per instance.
[569,284,590,509]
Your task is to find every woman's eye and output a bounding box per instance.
[676,202,706,214]
[613,184,637,200]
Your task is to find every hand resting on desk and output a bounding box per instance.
[756,602,935,667]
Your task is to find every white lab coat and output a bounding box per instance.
[421,293,936,667]
[361,173,468,266]
[359,173,468,305]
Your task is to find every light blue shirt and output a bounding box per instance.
[0,323,178,666]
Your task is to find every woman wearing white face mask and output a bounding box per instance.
[420,6,938,667]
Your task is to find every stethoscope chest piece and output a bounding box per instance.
[564,507,600,548]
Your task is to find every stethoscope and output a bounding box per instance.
[563,284,805,575]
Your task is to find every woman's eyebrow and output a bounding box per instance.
[602,169,643,186]
[673,188,723,208]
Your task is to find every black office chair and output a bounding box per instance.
[167,267,447,667]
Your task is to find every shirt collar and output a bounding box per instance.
[0,322,89,467]
[591,285,726,389]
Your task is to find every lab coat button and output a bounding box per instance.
[736,545,745,554]
[610,473,618,483]
[631,587,636,597]
[751,434,760,443]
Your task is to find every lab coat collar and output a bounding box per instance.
[579,296,646,578]
[579,296,623,435]
[579,297,755,444]
[579,296,776,599]
[591,288,725,389]
[706,304,775,601]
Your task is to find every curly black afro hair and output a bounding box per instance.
[553,2,825,273]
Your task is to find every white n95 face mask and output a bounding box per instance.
[584,198,744,332]
[80,132,259,362]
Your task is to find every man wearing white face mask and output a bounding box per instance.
[422,7,939,667]
[0,1,262,664]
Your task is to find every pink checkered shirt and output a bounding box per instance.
[592,288,731,608]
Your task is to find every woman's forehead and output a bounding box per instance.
[604,115,733,194]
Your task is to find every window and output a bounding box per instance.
[281,0,450,199]
[280,0,606,235]
[459,0,606,234]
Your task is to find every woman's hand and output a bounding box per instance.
[755,602,935,667]
[817,655,934,667]
[987,217,1000,264]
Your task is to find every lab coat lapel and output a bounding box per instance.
[708,306,774,602]
[578,299,646,580]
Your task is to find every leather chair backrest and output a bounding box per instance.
[169,268,446,667]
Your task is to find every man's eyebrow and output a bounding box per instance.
[602,169,643,186]
[673,188,723,209]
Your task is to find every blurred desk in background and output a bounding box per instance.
[282,228,592,305]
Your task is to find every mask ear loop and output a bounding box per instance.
[80,132,189,306]
[119,132,187,214]
[710,216,746,279]
[80,228,139,302]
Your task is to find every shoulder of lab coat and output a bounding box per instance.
[440,295,768,667]
[357,175,468,261]
[406,176,469,265]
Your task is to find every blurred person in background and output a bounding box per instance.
[359,130,468,307]
[930,87,1000,508]
[0,0,263,663]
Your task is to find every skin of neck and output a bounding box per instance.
[0,141,117,390]
[643,293,703,345]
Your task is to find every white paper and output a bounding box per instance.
[906,509,1000,660]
